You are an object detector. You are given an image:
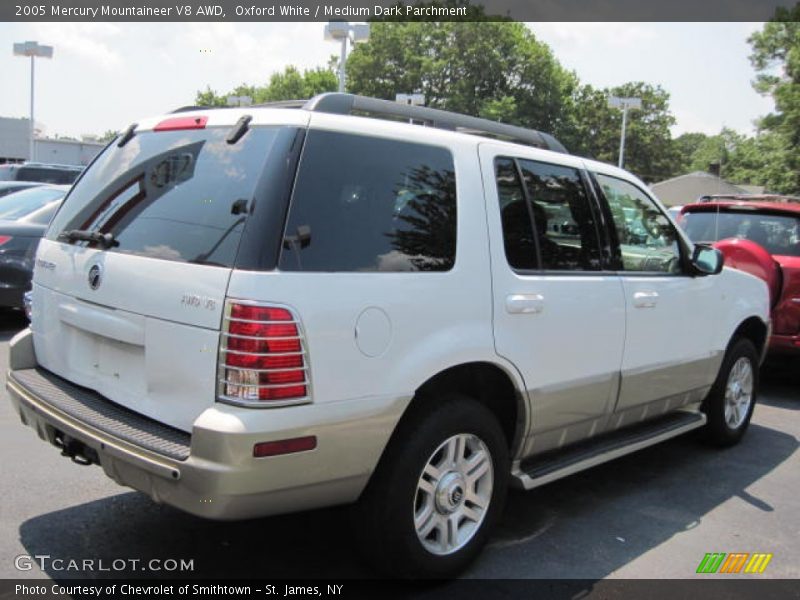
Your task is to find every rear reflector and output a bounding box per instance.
[253,436,317,458]
[153,116,208,131]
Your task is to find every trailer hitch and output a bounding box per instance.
[53,431,99,466]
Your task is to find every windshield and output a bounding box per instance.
[47,126,282,268]
[682,210,800,257]
[0,187,67,220]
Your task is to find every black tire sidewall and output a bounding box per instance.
[357,394,509,578]
[703,338,759,445]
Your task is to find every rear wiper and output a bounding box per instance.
[226,115,252,145]
[57,229,119,248]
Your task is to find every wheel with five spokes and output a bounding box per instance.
[702,337,759,446]
[355,394,509,578]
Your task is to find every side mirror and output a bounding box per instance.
[691,244,724,275]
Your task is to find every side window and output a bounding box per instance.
[495,158,537,270]
[280,131,456,272]
[518,159,602,271]
[595,174,682,274]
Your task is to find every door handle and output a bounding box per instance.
[633,291,659,308]
[506,294,544,314]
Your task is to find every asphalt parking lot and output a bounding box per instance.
[0,310,798,581]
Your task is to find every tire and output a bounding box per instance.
[355,393,509,578]
[701,337,759,446]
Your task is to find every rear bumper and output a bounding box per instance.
[7,332,408,520]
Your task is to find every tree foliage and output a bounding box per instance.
[565,82,680,183]
[747,4,800,193]
[190,18,800,193]
[345,22,578,139]
[195,66,337,106]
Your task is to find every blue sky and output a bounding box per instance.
[0,22,774,139]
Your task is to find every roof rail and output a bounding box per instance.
[173,99,308,113]
[301,93,569,153]
[252,99,307,109]
[170,93,569,153]
[171,105,221,113]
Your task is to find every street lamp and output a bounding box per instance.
[396,93,424,123]
[227,95,253,107]
[324,22,370,93]
[608,96,641,169]
[13,41,53,162]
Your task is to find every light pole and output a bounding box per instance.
[608,96,641,169]
[13,41,53,163]
[396,93,424,123]
[227,95,253,107]
[324,22,370,93]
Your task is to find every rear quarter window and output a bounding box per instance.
[279,130,457,272]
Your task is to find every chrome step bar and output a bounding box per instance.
[512,410,707,491]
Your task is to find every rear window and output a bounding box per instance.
[0,187,66,220]
[0,182,40,198]
[47,126,283,268]
[683,210,800,257]
[279,130,456,272]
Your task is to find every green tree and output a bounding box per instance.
[673,132,712,172]
[195,85,227,107]
[747,4,800,193]
[257,66,337,102]
[726,130,798,193]
[195,66,338,106]
[674,129,745,175]
[345,21,578,140]
[566,82,680,183]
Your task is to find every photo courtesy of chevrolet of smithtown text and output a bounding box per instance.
[0,0,798,598]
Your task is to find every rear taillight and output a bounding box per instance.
[0,235,12,246]
[218,300,310,407]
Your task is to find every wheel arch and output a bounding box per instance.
[400,361,529,457]
[730,315,769,362]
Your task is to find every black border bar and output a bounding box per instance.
[3,0,796,22]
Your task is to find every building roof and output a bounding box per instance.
[650,171,750,207]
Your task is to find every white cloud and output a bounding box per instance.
[30,23,123,69]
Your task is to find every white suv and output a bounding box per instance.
[7,94,769,577]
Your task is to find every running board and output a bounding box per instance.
[512,411,706,490]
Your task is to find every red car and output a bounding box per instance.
[681,201,800,357]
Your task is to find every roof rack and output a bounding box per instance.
[297,93,568,153]
[172,93,568,153]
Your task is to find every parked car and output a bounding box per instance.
[0,162,83,185]
[6,95,769,578]
[681,200,800,357]
[0,181,43,198]
[0,185,69,308]
[667,204,683,222]
[696,193,800,205]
